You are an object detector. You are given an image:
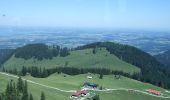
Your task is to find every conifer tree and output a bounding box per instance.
[17,76,23,92]
[22,81,28,100]
[22,66,27,76]
[92,47,96,54]
[12,82,17,100]
[29,93,34,100]
[40,92,45,100]
[5,82,10,100]
[99,73,103,79]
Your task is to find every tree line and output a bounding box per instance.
[2,66,132,78]
[0,77,45,100]
[14,44,70,60]
[2,65,168,88]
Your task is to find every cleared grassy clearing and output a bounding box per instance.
[4,48,140,74]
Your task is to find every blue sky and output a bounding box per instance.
[0,0,170,31]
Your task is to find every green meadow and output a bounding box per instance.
[4,48,140,74]
[0,73,169,100]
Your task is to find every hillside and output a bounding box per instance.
[3,48,140,74]
[0,72,170,100]
[75,42,170,89]
[0,49,14,65]
[3,42,170,89]
[155,50,170,68]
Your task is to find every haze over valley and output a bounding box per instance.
[1,27,170,55]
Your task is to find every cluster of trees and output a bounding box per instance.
[76,42,170,89]
[14,44,70,60]
[0,77,45,100]
[3,67,168,89]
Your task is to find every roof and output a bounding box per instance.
[72,90,88,97]
[87,76,92,79]
[84,82,98,87]
[147,89,161,95]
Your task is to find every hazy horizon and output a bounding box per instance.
[0,0,170,31]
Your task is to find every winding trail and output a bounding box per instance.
[0,72,170,99]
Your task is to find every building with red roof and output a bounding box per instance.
[147,89,161,95]
[71,90,88,97]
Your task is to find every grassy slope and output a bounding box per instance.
[0,73,170,100]
[4,48,140,74]
[0,74,69,100]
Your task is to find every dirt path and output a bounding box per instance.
[0,72,76,93]
[0,72,170,99]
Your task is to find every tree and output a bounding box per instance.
[29,93,34,100]
[42,68,48,78]
[17,76,23,92]
[2,67,5,72]
[0,93,5,100]
[5,82,10,99]
[92,47,97,54]
[64,61,69,67]
[93,95,100,100]
[40,92,45,100]
[99,86,103,90]
[99,73,103,79]
[22,66,27,76]
[12,82,17,100]
[22,81,28,100]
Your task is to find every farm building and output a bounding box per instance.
[147,89,161,95]
[87,76,93,79]
[71,90,88,97]
[84,82,98,88]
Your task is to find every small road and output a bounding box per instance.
[87,88,170,99]
[0,72,170,99]
[0,72,76,93]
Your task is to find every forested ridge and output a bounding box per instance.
[76,42,170,89]
[155,50,170,68]
[14,44,70,60]
[0,49,14,65]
